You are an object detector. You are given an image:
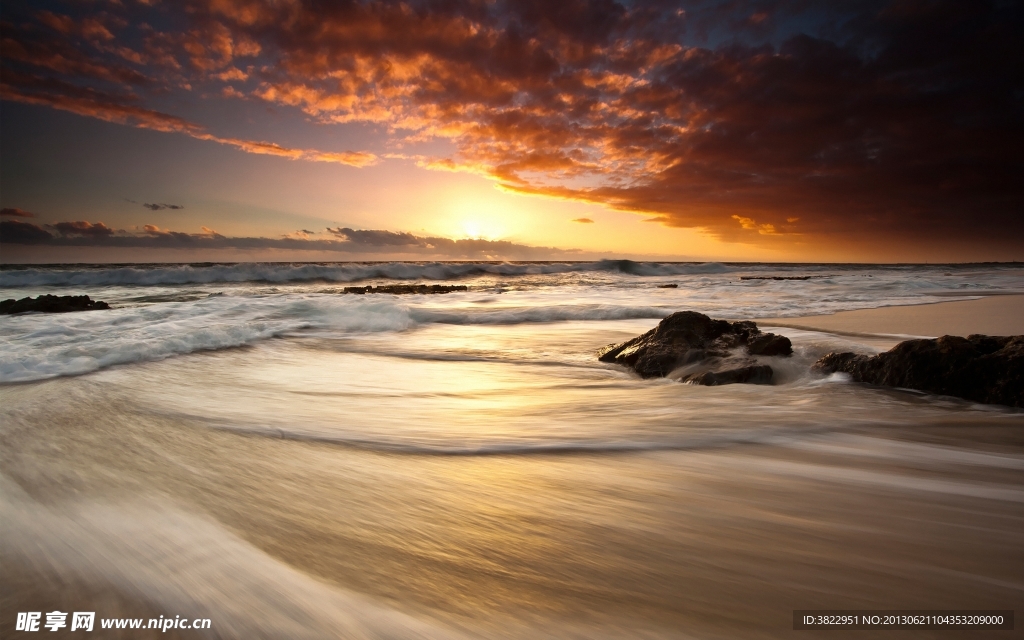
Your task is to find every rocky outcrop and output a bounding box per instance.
[747,333,794,356]
[344,284,468,294]
[0,294,111,314]
[598,311,792,384]
[813,334,1024,407]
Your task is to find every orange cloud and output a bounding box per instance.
[1,0,1021,254]
[0,82,376,168]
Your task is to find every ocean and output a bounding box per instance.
[2,261,1022,638]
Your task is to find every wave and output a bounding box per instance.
[0,296,411,383]
[0,295,670,382]
[0,260,731,287]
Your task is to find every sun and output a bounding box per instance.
[460,218,505,240]
[445,197,511,240]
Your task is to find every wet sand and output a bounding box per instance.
[3,387,1023,639]
[3,341,1023,639]
[757,294,1024,338]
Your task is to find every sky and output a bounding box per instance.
[1,0,1022,263]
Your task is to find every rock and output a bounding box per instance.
[813,334,1024,407]
[683,365,774,386]
[657,284,678,288]
[344,284,468,294]
[598,310,792,381]
[0,294,111,314]
[747,333,794,356]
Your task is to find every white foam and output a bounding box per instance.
[0,296,416,382]
[0,293,675,382]
[2,262,1020,383]
[0,260,731,287]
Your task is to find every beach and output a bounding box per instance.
[759,294,1024,339]
[2,262,1022,639]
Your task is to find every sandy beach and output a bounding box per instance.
[758,294,1024,338]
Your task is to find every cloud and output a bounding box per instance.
[0,15,377,169]
[731,215,778,235]
[327,227,424,246]
[1,207,35,218]
[2,220,574,259]
[0,78,379,168]
[1,1,1022,253]
[143,203,185,210]
[0,220,53,244]
[571,218,595,224]
[50,220,116,237]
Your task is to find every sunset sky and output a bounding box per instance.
[2,0,1021,263]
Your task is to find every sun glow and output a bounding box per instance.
[460,219,505,240]
[444,197,514,240]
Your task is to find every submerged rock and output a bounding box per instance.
[598,310,792,383]
[813,334,1024,407]
[683,365,774,386]
[0,294,110,314]
[344,284,468,294]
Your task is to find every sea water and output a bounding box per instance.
[1,261,1022,639]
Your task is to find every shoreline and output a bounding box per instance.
[757,294,1024,338]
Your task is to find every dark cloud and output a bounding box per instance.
[571,218,595,223]
[0,220,53,244]
[50,220,115,237]
[327,228,424,246]
[2,220,574,259]
[143,203,186,210]
[1,207,35,218]
[1,0,1022,254]
[323,226,574,257]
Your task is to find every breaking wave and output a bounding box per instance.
[0,295,670,382]
[0,260,732,287]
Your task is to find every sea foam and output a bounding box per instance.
[0,260,732,287]
[0,294,671,382]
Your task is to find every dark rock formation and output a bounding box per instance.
[747,333,794,356]
[683,365,774,386]
[344,284,468,294]
[0,294,110,314]
[598,311,792,383]
[657,283,678,288]
[813,334,1024,407]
